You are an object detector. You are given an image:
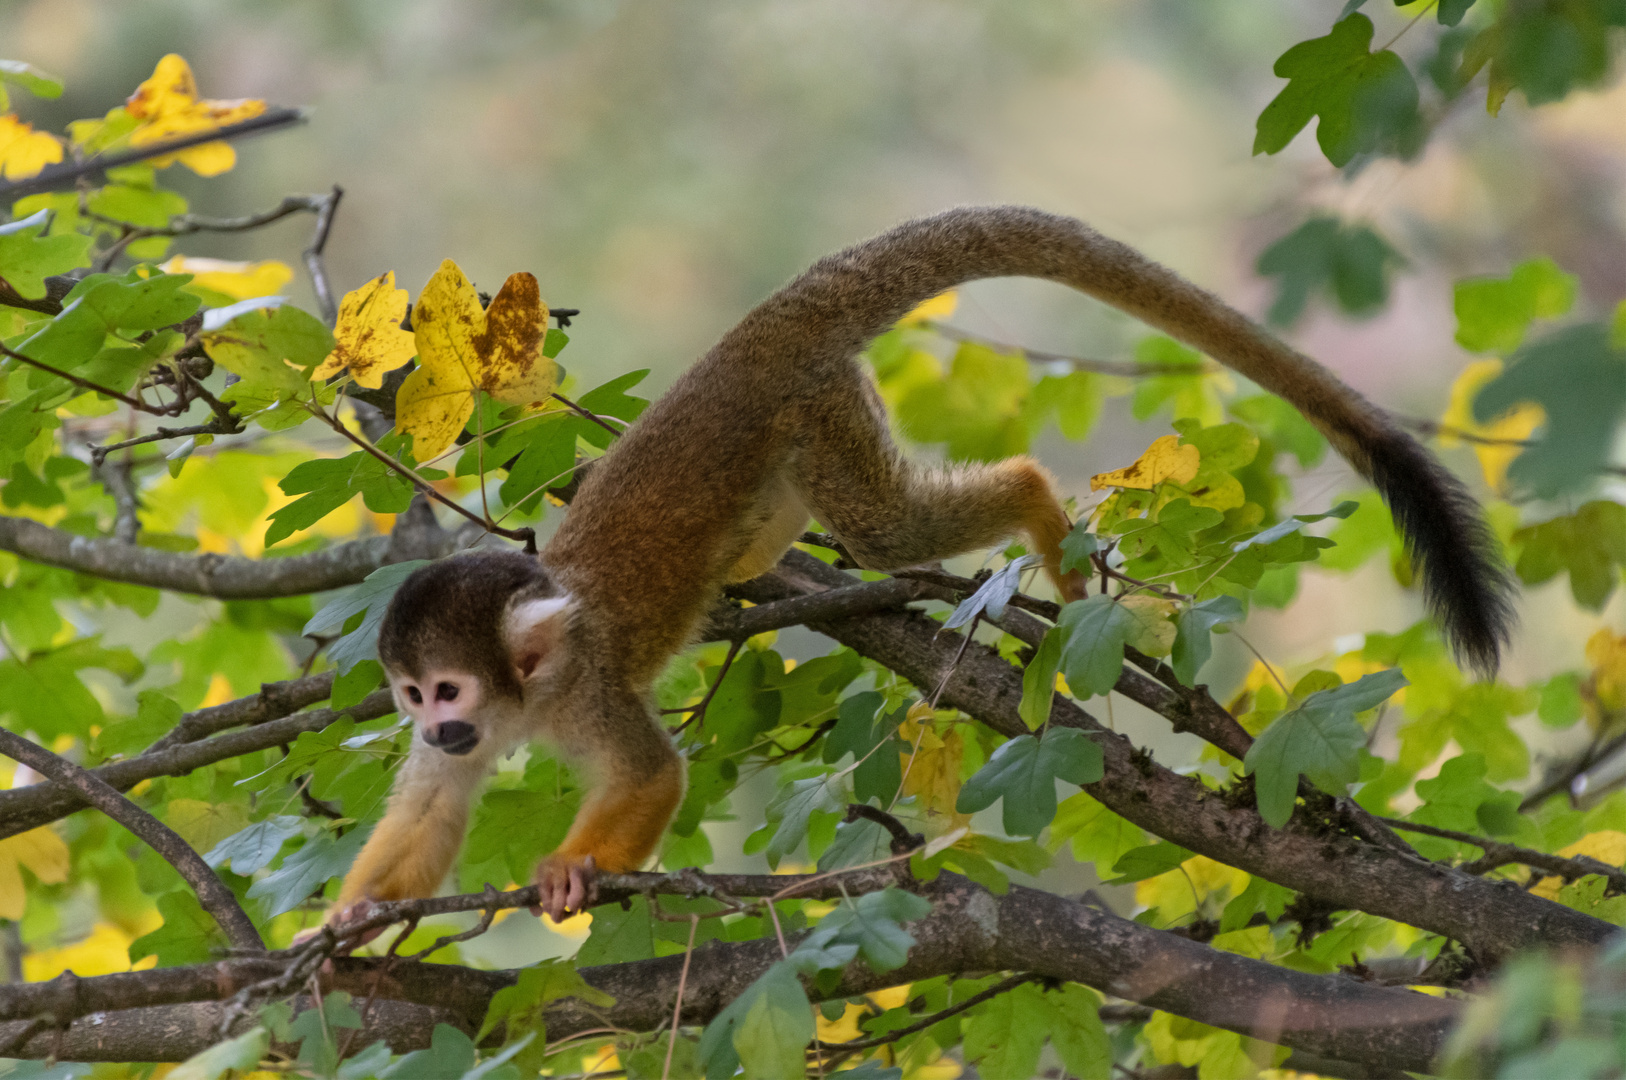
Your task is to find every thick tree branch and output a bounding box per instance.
[0,511,458,598]
[0,872,1455,1072]
[0,729,261,951]
[738,550,1615,962]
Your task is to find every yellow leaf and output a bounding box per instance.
[1586,628,1626,720]
[0,826,68,920]
[898,709,967,826]
[1090,434,1201,492]
[23,922,154,981]
[1119,595,1177,656]
[1438,359,1544,494]
[312,272,417,389]
[898,290,958,325]
[1532,831,1626,899]
[1135,855,1248,923]
[395,260,554,460]
[161,256,293,300]
[123,54,265,176]
[0,114,63,180]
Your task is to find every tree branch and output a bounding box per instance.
[0,729,261,951]
[0,872,1456,1072]
[1381,816,1626,890]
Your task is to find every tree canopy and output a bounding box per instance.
[1,5,1626,1077]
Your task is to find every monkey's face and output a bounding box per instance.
[388,667,490,756]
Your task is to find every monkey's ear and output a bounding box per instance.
[506,594,575,683]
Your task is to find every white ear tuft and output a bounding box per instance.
[507,594,575,682]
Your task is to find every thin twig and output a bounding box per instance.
[0,107,307,202]
[90,421,240,464]
[0,341,159,414]
[550,393,624,439]
[1379,816,1626,892]
[924,322,1220,377]
[662,914,699,1080]
[812,972,1041,1056]
[0,728,262,951]
[311,400,536,550]
[95,454,141,544]
[666,640,744,734]
[303,186,343,326]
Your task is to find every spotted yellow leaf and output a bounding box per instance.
[1090,434,1201,492]
[0,113,62,180]
[0,825,68,920]
[899,706,968,826]
[161,255,293,300]
[312,272,417,389]
[395,259,554,460]
[1437,359,1543,494]
[124,54,265,176]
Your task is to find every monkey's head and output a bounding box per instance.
[377,550,575,757]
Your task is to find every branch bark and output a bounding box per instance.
[0,730,261,951]
[0,872,1455,1072]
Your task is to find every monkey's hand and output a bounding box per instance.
[535,853,597,923]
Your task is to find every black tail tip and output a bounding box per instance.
[1366,429,1517,677]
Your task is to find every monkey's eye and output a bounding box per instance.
[436,682,460,702]
[406,686,423,705]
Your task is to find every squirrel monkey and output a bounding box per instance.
[332,206,1513,925]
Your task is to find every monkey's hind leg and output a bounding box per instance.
[792,372,1086,601]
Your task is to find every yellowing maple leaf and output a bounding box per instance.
[1090,434,1201,492]
[123,54,266,176]
[1438,359,1543,494]
[899,705,968,826]
[0,825,68,920]
[312,272,417,389]
[1586,628,1626,722]
[395,259,554,460]
[0,113,62,180]
[161,255,293,300]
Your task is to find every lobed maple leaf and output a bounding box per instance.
[312,271,417,390]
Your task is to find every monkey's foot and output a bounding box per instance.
[291,898,385,952]
[536,854,597,923]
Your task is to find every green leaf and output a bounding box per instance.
[476,958,615,1068]
[963,981,1049,1080]
[167,1027,269,1080]
[1107,841,1194,884]
[246,825,370,917]
[895,340,1034,462]
[763,775,845,868]
[1019,628,1063,731]
[955,727,1103,836]
[0,638,143,739]
[1130,336,1216,424]
[1220,874,1295,934]
[575,895,657,966]
[1254,14,1422,167]
[129,890,225,967]
[1255,216,1403,327]
[699,961,811,1080]
[301,559,431,672]
[1512,501,1626,611]
[821,693,902,806]
[574,369,651,446]
[1229,393,1328,468]
[1056,595,1135,698]
[817,817,892,871]
[1117,497,1225,562]
[384,1023,479,1080]
[1474,324,1626,498]
[497,413,586,512]
[1047,983,1112,1079]
[1050,791,1147,876]
[466,756,582,885]
[1538,673,1583,729]
[1454,258,1577,354]
[1058,521,1100,575]
[1243,669,1407,827]
[204,305,335,416]
[792,888,932,974]
[203,815,305,876]
[0,60,65,102]
[1171,595,1244,686]
[0,210,91,300]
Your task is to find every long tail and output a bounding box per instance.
[725,205,1515,671]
